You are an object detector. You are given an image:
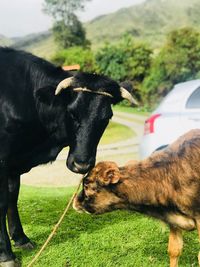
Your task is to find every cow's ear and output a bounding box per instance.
[36,86,55,105]
[100,165,120,185]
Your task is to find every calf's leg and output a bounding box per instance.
[168,227,183,267]
[196,219,200,266]
[7,175,34,250]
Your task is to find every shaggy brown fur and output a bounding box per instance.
[73,129,200,267]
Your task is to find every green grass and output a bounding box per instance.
[99,121,134,145]
[17,186,198,267]
[113,105,150,116]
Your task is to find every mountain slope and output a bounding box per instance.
[0,34,13,46]
[2,0,200,57]
[13,32,58,59]
[85,0,200,48]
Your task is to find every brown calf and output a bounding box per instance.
[73,129,200,267]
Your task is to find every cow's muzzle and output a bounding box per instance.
[73,161,91,173]
[67,155,94,174]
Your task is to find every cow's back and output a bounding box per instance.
[0,47,65,121]
[0,47,60,92]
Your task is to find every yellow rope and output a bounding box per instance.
[27,176,84,267]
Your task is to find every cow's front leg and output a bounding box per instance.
[7,175,34,250]
[0,162,16,266]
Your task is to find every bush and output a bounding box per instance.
[142,27,200,106]
[51,46,96,72]
[95,35,152,83]
[95,36,152,105]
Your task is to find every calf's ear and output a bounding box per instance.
[101,167,120,185]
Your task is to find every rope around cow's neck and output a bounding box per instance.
[27,175,84,267]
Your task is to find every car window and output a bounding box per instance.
[186,87,200,109]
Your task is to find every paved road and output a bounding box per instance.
[21,111,147,187]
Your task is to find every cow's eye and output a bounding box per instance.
[70,113,80,128]
[70,113,77,121]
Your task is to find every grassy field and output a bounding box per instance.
[16,110,198,266]
[16,186,198,267]
[99,121,134,145]
[113,105,150,116]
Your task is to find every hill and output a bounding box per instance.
[0,32,57,60]
[85,0,200,48]
[2,0,200,57]
[12,31,58,59]
[0,34,13,46]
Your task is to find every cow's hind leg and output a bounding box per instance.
[168,227,183,267]
[0,162,17,266]
[7,175,35,250]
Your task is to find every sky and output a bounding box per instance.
[0,0,145,37]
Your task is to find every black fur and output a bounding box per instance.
[0,47,123,263]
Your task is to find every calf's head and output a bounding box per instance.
[55,73,137,174]
[73,161,126,214]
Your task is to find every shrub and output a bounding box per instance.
[142,27,200,106]
[51,46,96,72]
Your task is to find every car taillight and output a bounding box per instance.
[144,114,161,135]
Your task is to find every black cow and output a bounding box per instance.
[0,47,136,266]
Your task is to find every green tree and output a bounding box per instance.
[95,44,127,81]
[43,0,90,48]
[142,27,200,106]
[122,36,152,83]
[95,36,152,82]
[95,36,152,102]
[52,46,96,72]
[43,0,90,23]
[52,16,89,48]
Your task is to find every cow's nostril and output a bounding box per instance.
[74,161,90,173]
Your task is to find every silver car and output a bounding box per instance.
[139,79,200,159]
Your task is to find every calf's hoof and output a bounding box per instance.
[0,259,20,267]
[15,241,35,250]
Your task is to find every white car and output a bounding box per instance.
[139,79,200,159]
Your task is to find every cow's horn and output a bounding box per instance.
[120,87,138,105]
[55,77,74,95]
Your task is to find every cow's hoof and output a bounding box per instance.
[0,259,20,267]
[15,241,35,250]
